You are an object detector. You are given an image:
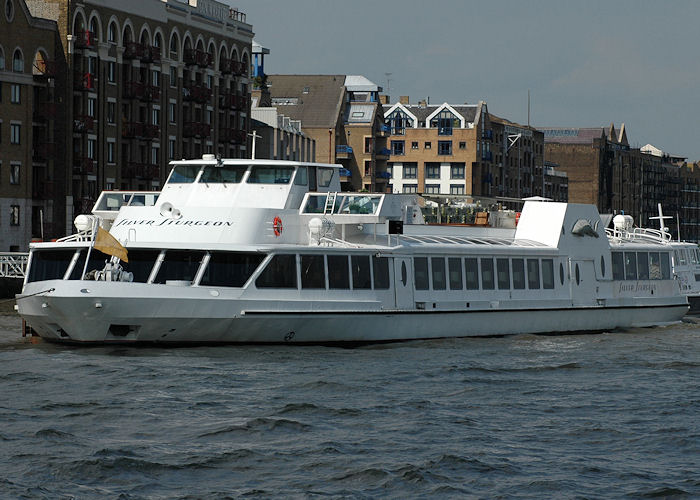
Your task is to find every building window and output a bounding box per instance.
[390,140,405,156]
[12,48,22,72]
[10,205,19,226]
[10,163,19,184]
[387,165,393,178]
[107,61,116,83]
[152,107,161,126]
[169,102,176,124]
[151,146,159,165]
[170,66,177,87]
[107,102,115,124]
[169,138,176,159]
[450,184,465,195]
[438,140,452,156]
[430,109,458,135]
[87,97,96,117]
[459,141,466,149]
[364,137,373,154]
[0,47,4,70]
[425,163,440,179]
[107,141,115,163]
[402,184,418,194]
[411,141,418,149]
[10,84,19,103]
[152,70,160,87]
[108,22,116,43]
[10,123,20,144]
[87,138,96,159]
[424,142,431,149]
[386,109,411,135]
[403,164,417,179]
[364,160,372,177]
[424,184,440,194]
[88,56,97,76]
[5,0,14,22]
[451,163,465,179]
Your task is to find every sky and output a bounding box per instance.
[229,0,700,161]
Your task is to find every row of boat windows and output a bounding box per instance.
[415,257,556,291]
[611,251,671,281]
[674,247,700,266]
[168,165,334,187]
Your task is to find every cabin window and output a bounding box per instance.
[414,257,429,290]
[372,256,390,289]
[318,168,334,187]
[465,257,479,289]
[512,259,525,289]
[27,249,77,282]
[560,262,565,285]
[600,256,606,277]
[648,252,661,280]
[612,252,624,280]
[497,258,510,290]
[69,249,110,280]
[294,167,308,186]
[256,254,297,288]
[575,264,580,285]
[301,254,325,289]
[527,259,540,289]
[327,255,350,289]
[637,252,650,280]
[154,250,205,284]
[542,259,555,289]
[624,252,637,280]
[448,257,462,290]
[168,165,201,183]
[199,165,247,183]
[480,258,494,290]
[120,250,166,283]
[661,253,671,279]
[247,166,294,184]
[431,257,446,290]
[200,252,264,287]
[351,255,371,289]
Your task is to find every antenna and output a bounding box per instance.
[649,203,672,232]
[384,72,392,100]
[248,130,260,160]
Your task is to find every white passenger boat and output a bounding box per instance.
[17,156,688,344]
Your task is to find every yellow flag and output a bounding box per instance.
[94,227,129,262]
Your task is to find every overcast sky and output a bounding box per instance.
[230,0,700,160]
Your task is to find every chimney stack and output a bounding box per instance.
[399,96,410,105]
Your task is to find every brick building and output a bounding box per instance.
[1,0,253,246]
[266,74,389,191]
[0,0,61,250]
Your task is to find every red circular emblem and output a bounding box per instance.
[273,216,283,237]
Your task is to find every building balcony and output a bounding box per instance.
[184,49,212,68]
[336,145,353,159]
[33,102,58,121]
[339,168,352,177]
[376,171,391,180]
[183,83,212,104]
[219,128,246,144]
[124,162,160,179]
[33,181,55,200]
[379,124,391,136]
[122,122,159,140]
[74,30,96,50]
[220,92,248,110]
[73,156,96,175]
[73,72,96,91]
[123,41,145,60]
[375,147,391,159]
[231,60,248,77]
[123,81,145,100]
[33,142,57,162]
[482,129,493,141]
[33,60,58,80]
[142,46,161,64]
[183,121,211,138]
[73,115,95,133]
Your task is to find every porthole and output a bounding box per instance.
[5,0,14,22]
[575,264,580,285]
[401,261,407,286]
[559,262,565,285]
[601,255,606,277]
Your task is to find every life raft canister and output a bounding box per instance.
[273,216,283,237]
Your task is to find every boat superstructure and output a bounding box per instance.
[17,156,688,344]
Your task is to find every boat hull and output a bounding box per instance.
[18,281,689,345]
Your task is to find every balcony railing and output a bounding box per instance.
[376,147,391,158]
[124,163,160,179]
[376,171,391,179]
[218,128,246,144]
[73,115,95,133]
[123,81,145,100]
[482,129,493,140]
[220,92,248,110]
[33,181,55,199]
[73,72,96,91]
[336,145,353,154]
[183,121,211,138]
[73,156,96,175]
[33,60,58,80]
[122,122,160,140]
[74,30,96,49]
[183,83,212,104]
[184,49,212,68]
[339,168,352,177]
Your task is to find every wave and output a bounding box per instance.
[197,417,311,438]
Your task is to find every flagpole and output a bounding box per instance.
[80,217,98,280]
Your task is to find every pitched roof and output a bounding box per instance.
[382,103,479,126]
[539,127,607,144]
[267,75,346,129]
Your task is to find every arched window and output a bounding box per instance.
[12,48,23,72]
[0,46,5,70]
[5,0,14,22]
[140,29,150,46]
[89,17,99,40]
[123,25,133,45]
[242,53,249,76]
[108,21,117,43]
[154,32,162,48]
[169,32,179,58]
[73,13,85,34]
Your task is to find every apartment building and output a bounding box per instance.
[2,0,253,245]
[266,74,388,191]
[0,0,60,250]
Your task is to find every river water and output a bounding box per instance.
[1,312,699,499]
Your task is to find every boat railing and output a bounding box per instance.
[56,229,93,243]
[606,226,673,243]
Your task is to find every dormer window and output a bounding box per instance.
[430,110,458,136]
[386,109,411,136]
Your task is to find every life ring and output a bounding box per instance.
[273,216,283,237]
